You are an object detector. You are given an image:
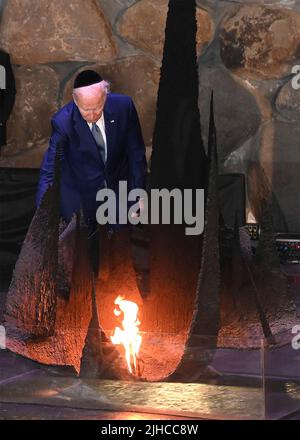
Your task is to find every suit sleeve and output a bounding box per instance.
[126,98,147,191]
[0,53,16,123]
[36,117,67,207]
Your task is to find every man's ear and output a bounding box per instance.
[72,91,78,106]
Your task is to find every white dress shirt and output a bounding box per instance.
[88,113,107,162]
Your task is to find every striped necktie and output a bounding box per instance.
[91,122,106,163]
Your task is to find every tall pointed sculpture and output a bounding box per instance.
[189,92,220,338]
[4,148,61,339]
[150,0,207,190]
[145,0,207,340]
[167,92,220,381]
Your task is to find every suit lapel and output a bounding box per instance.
[103,96,117,166]
[73,103,103,166]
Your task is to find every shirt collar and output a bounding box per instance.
[87,112,104,130]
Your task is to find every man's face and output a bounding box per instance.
[74,86,107,123]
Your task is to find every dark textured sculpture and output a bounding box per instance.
[146,0,205,340]
[3,0,298,384]
[150,0,207,190]
[4,148,60,339]
[4,209,92,371]
[56,216,77,300]
[167,93,220,381]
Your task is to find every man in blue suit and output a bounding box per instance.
[36,70,147,229]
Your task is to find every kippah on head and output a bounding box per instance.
[73,70,103,89]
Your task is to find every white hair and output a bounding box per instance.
[72,79,110,99]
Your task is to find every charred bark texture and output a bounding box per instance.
[4,150,60,339]
[57,216,77,300]
[150,0,207,190]
[167,93,220,381]
[5,213,93,372]
[146,0,210,380]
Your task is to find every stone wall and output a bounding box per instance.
[0,0,299,231]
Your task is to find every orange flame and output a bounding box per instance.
[111,295,142,374]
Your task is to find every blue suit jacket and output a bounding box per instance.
[36,93,147,225]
